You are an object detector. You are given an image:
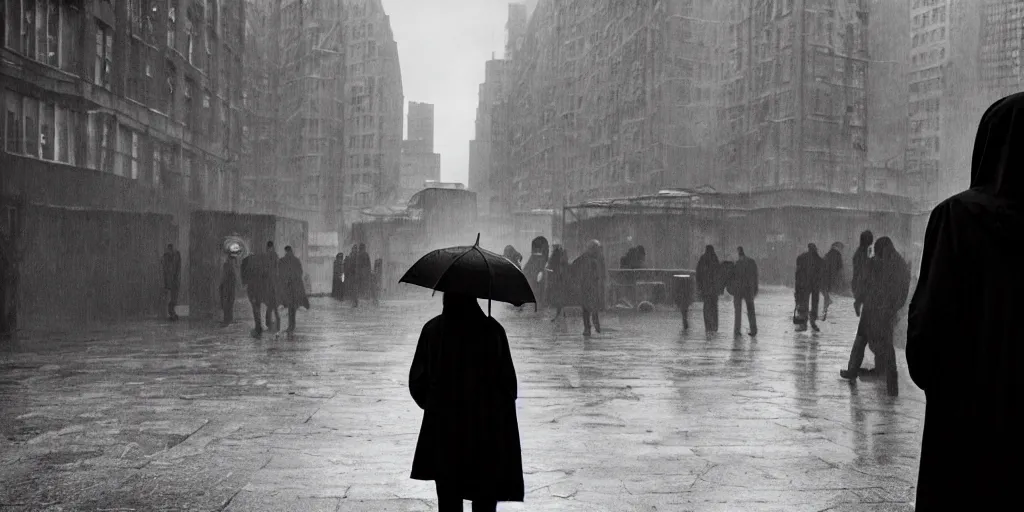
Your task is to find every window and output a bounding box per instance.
[185,12,196,64]
[115,124,131,177]
[23,97,38,157]
[164,60,176,115]
[152,143,162,186]
[167,1,176,49]
[131,130,140,179]
[60,1,82,74]
[40,101,54,160]
[40,0,59,66]
[23,0,36,58]
[94,22,112,88]
[56,106,71,163]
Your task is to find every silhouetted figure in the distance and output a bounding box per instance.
[277,246,308,334]
[794,243,823,332]
[241,241,279,337]
[331,252,345,300]
[570,240,605,336]
[851,230,874,316]
[908,92,1024,510]
[546,244,571,321]
[820,241,844,320]
[162,244,182,321]
[844,237,908,395]
[731,247,758,336]
[409,292,524,511]
[696,245,720,332]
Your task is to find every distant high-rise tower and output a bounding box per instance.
[400,102,441,203]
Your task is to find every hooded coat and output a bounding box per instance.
[696,247,720,299]
[409,300,524,501]
[570,245,606,311]
[907,92,1024,509]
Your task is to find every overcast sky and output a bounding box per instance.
[383,0,537,185]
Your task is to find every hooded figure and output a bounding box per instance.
[908,92,1024,510]
[522,237,549,309]
[502,245,523,270]
[696,245,720,332]
[570,240,605,336]
[278,246,309,333]
[545,244,571,320]
[241,241,280,337]
[409,293,524,508]
[850,237,910,394]
[851,230,874,315]
[794,243,823,332]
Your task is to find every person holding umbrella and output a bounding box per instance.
[402,234,527,510]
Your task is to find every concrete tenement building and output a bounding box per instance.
[467,58,505,217]
[398,101,440,203]
[2,0,244,328]
[906,0,1024,210]
[341,0,403,222]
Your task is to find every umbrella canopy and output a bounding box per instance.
[399,234,536,315]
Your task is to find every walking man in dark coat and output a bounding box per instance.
[570,240,605,337]
[162,244,182,321]
[219,253,237,325]
[241,241,279,337]
[794,243,823,332]
[409,293,524,510]
[278,246,309,333]
[345,244,360,307]
[731,247,758,336]
[851,230,874,316]
[907,92,1024,510]
[820,242,844,320]
[696,245,720,332]
[843,237,908,394]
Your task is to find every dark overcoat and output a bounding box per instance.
[569,251,605,311]
[907,92,1024,510]
[409,314,524,501]
[277,253,309,309]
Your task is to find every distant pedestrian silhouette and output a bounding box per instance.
[908,92,1024,510]
[696,245,720,332]
[409,292,524,510]
[730,247,758,336]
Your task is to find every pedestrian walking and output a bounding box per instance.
[219,253,237,325]
[696,245,720,332]
[408,291,525,511]
[162,243,182,321]
[841,237,908,394]
[906,92,1024,510]
[851,230,874,316]
[731,247,758,336]
[794,243,823,332]
[241,241,280,337]
[523,237,549,310]
[820,242,844,320]
[345,244,360,307]
[331,252,345,300]
[546,244,571,321]
[278,246,309,334]
[570,240,605,337]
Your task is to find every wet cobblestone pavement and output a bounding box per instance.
[0,289,921,511]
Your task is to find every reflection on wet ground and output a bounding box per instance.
[0,290,920,511]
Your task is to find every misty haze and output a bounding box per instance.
[1,0,1019,510]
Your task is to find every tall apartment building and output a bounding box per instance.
[398,101,440,203]
[489,2,527,217]
[2,0,245,325]
[341,0,403,222]
[724,0,870,194]
[468,58,505,216]
[905,0,1024,209]
[240,0,403,231]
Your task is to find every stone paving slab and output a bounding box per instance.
[1,291,922,510]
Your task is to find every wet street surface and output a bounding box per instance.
[0,289,921,511]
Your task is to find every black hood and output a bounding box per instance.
[971,92,1024,200]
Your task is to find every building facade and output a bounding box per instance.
[239,0,403,232]
[468,58,505,217]
[398,101,439,204]
[2,0,244,328]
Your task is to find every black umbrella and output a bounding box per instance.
[399,234,536,315]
